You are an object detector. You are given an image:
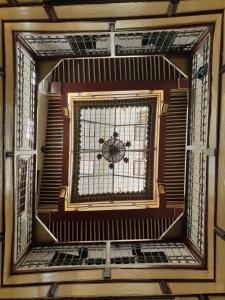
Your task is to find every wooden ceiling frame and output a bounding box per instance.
[64,88,163,212]
[52,78,188,213]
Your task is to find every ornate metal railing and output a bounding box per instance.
[16,43,35,151]
[186,34,210,256]
[189,35,210,146]
[14,43,36,261]
[186,150,207,255]
[18,241,198,271]
[19,27,207,57]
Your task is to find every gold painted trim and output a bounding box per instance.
[66,90,162,211]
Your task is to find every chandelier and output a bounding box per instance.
[97,132,131,169]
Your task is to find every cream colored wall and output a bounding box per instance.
[177,0,225,14]
[56,283,162,298]
[0,6,48,20]
[54,2,169,19]
[0,286,50,299]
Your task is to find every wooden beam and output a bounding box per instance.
[215,226,225,241]
[62,80,188,94]
[167,0,180,17]
[43,4,58,22]
[44,0,170,5]
[159,280,172,295]
[50,207,177,221]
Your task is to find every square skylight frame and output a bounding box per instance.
[71,98,157,203]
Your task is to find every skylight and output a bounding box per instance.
[71,98,157,202]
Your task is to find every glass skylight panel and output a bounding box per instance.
[71,99,156,202]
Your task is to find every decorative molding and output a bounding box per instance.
[47,283,58,298]
[159,280,172,295]
[43,4,58,22]
[215,226,225,241]
[167,0,180,17]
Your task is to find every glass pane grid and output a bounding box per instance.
[71,98,156,202]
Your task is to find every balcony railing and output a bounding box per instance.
[14,43,36,262]
[186,34,210,257]
[18,241,198,271]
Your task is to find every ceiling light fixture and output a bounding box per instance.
[97,132,131,169]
